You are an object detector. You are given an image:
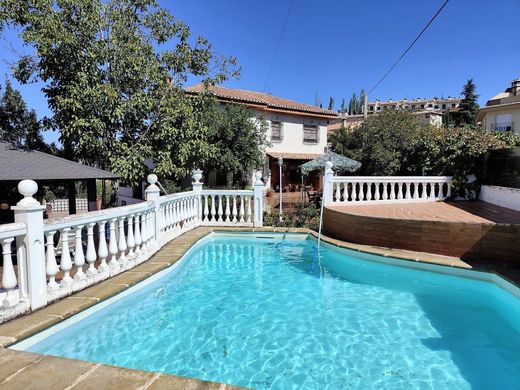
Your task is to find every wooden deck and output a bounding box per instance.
[323,201,520,273]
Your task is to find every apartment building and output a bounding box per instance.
[364,97,460,114]
[477,77,520,134]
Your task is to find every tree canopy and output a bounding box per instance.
[0,80,50,152]
[329,110,515,196]
[0,0,241,185]
[453,79,479,127]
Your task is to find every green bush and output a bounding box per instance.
[263,203,321,231]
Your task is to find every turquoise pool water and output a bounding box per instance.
[14,233,520,389]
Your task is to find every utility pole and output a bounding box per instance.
[363,93,368,119]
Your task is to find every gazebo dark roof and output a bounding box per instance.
[0,142,119,181]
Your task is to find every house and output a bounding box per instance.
[186,84,337,190]
[477,77,520,134]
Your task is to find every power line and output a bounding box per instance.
[263,0,294,92]
[367,0,451,95]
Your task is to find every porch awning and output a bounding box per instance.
[267,152,323,160]
[299,150,361,175]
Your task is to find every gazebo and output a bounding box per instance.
[0,142,119,216]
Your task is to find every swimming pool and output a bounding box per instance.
[13,232,520,389]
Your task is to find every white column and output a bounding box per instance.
[253,171,264,227]
[322,162,334,206]
[127,214,135,257]
[12,179,47,310]
[117,216,128,266]
[192,169,203,223]
[145,174,161,249]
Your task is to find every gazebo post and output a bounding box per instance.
[87,179,97,211]
[67,180,77,215]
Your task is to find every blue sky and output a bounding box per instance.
[1,0,519,143]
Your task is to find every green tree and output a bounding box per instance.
[1,0,239,185]
[340,98,346,113]
[348,93,358,115]
[202,103,267,187]
[330,110,429,175]
[327,96,334,111]
[454,79,479,126]
[0,80,49,151]
[358,89,366,114]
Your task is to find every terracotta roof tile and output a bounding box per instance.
[186,84,338,118]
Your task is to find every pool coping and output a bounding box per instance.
[0,225,517,389]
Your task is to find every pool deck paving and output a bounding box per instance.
[0,225,515,389]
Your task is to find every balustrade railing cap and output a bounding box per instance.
[146,174,160,192]
[14,179,43,208]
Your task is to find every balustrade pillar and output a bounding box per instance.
[253,171,264,227]
[145,174,161,250]
[45,231,59,291]
[12,179,47,310]
[59,228,73,287]
[108,218,119,272]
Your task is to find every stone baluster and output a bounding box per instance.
[366,182,373,201]
[134,214,142,254]
[73,225,86,283]
[232,196,238,223]
[85,223,97,277]
[413,182,419,199]
[374,182,381,201]
[421,182,428,199]
[405,182,412,200]
[431,182,437,199]
[334,183,341,202]
[127,215,135,258]
[108,218,119,271]
[382,183,388,200]
[217,195,223,222]
[397,183,403,200]
[2,238,18,307]
[97,221,108,273]
[246,196,252,223]
[389,183,396,200]
[59,228,73,287]
[239,196,245,222]
[225,196,231,222]
[446,181,452,199]
[45,231,59,291]
[203,195,209,221]
[117,217,127,265]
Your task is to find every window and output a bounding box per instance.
[303,125,319,143]
[420,104,425,109]
[369,106,374,111]
[434,105,439,109]
[441,104,446,109]
[270,121,282,141]
[411,105,416,110]
[451,103,456,108]
[377,106,381,111]
[427,104,433,108]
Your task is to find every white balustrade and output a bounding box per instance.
[0,170,264,323]
[329,176,452,205]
